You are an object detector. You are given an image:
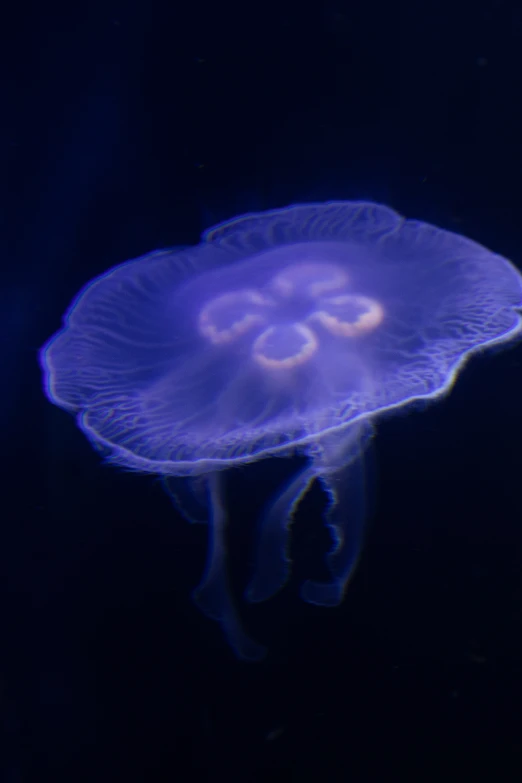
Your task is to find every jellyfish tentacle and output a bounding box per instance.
[246,421,374,606]
[162,475,209,524]
[301,420,374,606]
[194,473,266,661]
[245,465,317,604]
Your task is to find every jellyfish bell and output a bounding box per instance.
[269,259,350,298]
[40,201,522,660]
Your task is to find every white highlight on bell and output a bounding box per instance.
[252,322,319,370]
[271,262,349,298]
[307,294,384,337]
[198,289,271,345]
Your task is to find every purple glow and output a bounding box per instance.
[40,201,522,659]
[41,202,522,474]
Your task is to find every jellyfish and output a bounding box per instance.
[39,201,522,660]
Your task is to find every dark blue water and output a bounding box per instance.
[2,1,522,780]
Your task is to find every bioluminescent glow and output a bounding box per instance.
[40,201,522,660]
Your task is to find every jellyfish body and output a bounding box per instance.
[40,202,522,660]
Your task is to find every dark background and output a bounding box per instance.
[3,1,522,780]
